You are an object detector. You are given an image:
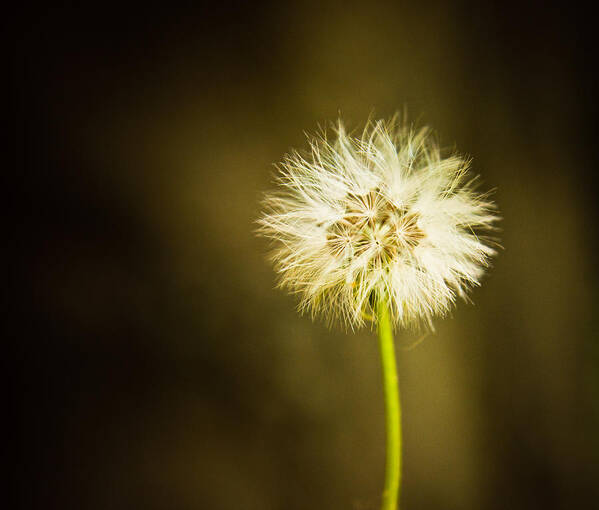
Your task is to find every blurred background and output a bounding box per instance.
[13,2,598,509]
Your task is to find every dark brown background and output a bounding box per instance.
[13,2,598,509]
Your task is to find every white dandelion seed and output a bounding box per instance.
[258,115,500,330]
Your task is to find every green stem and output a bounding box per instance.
[377,297,402,510]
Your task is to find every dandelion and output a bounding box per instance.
[257,115,499,510]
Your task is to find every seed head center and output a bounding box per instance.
[326,191,425,260]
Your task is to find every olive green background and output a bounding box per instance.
[14,2,598,509]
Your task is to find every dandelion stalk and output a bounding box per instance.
[377,296,401,510]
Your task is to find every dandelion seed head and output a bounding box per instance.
[258,116,500,330]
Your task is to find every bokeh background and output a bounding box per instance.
[14,2,598,509]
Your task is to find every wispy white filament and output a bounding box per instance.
[258,116,499,329]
